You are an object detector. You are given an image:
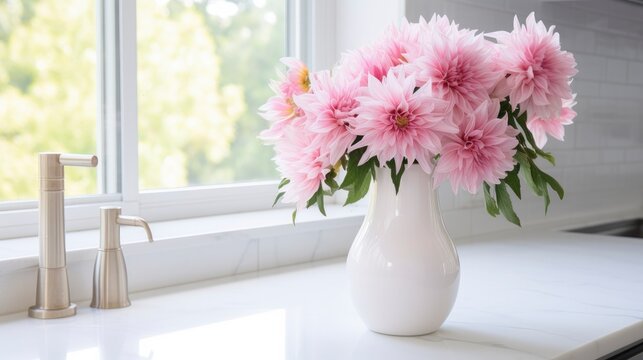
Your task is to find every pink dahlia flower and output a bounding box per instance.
[258,95,306,143]
[258,58,311,143]
[278,57,311,97]
[404,15,500,119]
[351,69,455,173]
[424,13,459,36]
[434,100,519,194]
[294,71,360,164]
[527,96,577,148]
[335,45,395,87]
[274,124,331,208]
[377,17,423,67]
[488,12,577,119]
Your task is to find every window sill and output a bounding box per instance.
[0,204,366,316]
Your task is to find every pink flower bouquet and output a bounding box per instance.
[260,13,577,226]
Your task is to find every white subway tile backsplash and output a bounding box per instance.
[594,32,619,58]
[576,149,601,166]
[574,54,606,81]
[626,148,643,162]
[547,3,582,28]
[575,122,601,149]
[574,29,596,53]
[601,149,626,164]
[617,37,640,60]
[557,25,594,53]
[438,184,455,210]
[455,191,483,209]
[572,79,601,98]
[614,100,641,121]
[556,149,601,167]
[470,207,514,234]
[442,209,472,239]
[405,0,643,236]
[456,0,506,11]
[607,17,641,38]
[627,61,643,85]
[606,59,628,83]
[599,83,642,101]
[545,127,575,150]
[601,121,641,148]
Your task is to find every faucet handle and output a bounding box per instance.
[39,153,98,186]
[117,215,154,243]
[59,153,98,167]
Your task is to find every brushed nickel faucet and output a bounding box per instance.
[91,207,153,309]
[29,153,98,319]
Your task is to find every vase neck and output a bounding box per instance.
[372,165,440,215]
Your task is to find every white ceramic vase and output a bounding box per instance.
[346,164,460,336]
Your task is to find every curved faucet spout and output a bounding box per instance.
[117,216,154,242]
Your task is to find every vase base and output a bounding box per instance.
[369,327,440,337]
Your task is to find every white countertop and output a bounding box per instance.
[1,230,642,360]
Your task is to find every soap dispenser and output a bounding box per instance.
[91,206,153,309]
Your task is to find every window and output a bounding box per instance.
[0,0,324,239]
[136,0,284,189]
[0,0,101,200]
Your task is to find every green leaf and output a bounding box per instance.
[344,166,372,205]
[340,147,367,189]
[525,147,538,159]
[483,182,500,217]
[495,183,522,227]
[277,178,290,190]
[530,162,545,191]
[272,192,285,207]
[303,186,328,216]
[340,147,378,205]
[504,165,521,199]
[291,209,297,225]
[274,178,290,207]
[370,157,378,179]
[324,177,339,195]
[498,99,510,118]
[386,159,406,194]
[515,151,542,196]
[542,183,551,214]
[538,152,556,166]
[541,172,564,200]
[316,188,327,216]
[306,194,317,208]
[340,155,348,170]
[528,162,551,213]
[514,112,556,165]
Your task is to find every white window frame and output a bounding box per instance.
[0,0,337,240]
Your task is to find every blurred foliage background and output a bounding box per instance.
[0,0,282,200]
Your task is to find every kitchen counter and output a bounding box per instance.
[1,230,643,360]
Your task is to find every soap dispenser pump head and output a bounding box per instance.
[99,207,153,250]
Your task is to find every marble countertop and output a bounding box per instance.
[1,230,643,360]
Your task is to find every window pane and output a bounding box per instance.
[0,0,99,200]
[137,0,284,190]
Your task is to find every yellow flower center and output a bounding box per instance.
[300,69,311,92]
[395,114,409,128]
[286,97,298,117]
